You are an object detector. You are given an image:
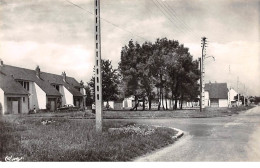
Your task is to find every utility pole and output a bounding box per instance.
[94,0,103,132]
[237,77,239,106]
[244,84,246,106]
[228,65,231,108]
[199,57,202,112]
[200,37,207,111]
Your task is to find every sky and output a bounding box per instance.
[0,0,259,95]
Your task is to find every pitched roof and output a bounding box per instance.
[0,65,83,97]
[40,72,83,97]
[0,65,61,96]
[205,83,228,99]
[0,73,28,95]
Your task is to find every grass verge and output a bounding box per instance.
[0,116,177,161]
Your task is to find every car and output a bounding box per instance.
[57,104,79,111]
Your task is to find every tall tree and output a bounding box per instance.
[88,59,120,106]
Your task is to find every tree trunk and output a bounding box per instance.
[142,96,145,111]
[165,92,168,110]
[174,96,178,110]
[149,98,152,110]
[158,87,161,110]
[162,88,165,110]
[148,94,152,110]
[180,93,183,109]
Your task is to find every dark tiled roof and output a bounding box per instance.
[0,65,80,97]
[0,73,28,95]
[1,65,61,96]
[40,72,83,97]
[205,83,228,99]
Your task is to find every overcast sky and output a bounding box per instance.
[0,0,259,95]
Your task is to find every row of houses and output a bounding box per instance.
[0,60,242,114]
[0,60,86,115]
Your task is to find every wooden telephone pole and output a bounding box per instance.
[200,37,207,111]
[94,0,103,132]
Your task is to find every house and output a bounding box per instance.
[204,82,228,107]
[0,73,29,114]
[228,87,238,107]
[0,60,85,114]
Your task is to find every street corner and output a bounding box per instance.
[171,128,185,140]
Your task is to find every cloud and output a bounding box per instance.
[0,0,259,95]
[0,41,94,82]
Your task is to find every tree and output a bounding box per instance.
[119,40,156,110]
[84,85,93,106]
[88,59,120,106]
[119,38,200,111]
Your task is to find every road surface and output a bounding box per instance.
[127,106,260,161]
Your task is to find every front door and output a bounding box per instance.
[12,101,19,114]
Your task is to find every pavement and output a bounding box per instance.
[121,106,260,161]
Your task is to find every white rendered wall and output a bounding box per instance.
[228,88,237,104]
[0,88,4,114]
[204,91,210,107]
[104,101,114,109]
[29,82,38,110]
[34,83,46,109]
[21,96,29,113]
[62,86,73,105]
[80,88,86,95]
[219,99,228,107]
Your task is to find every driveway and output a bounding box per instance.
[117,106,260,161]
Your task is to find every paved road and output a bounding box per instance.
[125,106,260,161]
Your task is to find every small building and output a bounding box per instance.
[0,73,29,114]
[204,82,228,107]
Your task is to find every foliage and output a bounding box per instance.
[119,38,200,110]
[88,59,120,103]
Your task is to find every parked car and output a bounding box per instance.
[57,104,79,111]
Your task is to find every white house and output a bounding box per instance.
[204,82,229,107]
[228,88,238,107]
[0,60,85,114]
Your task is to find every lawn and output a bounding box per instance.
[26,105,255,119]
[0,116,177,161]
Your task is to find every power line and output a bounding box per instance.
[159,0,201,39]
[151,0,198,41]
[65,0,148,41]
[155,0,199,41]
[162,0,201,39]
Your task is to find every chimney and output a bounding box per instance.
[35,66,40,78]
[62,71,66,82]
[0,59,3,66]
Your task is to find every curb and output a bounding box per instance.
[149,125,184,140]
[171,127,184,140]
[132,126,184,162]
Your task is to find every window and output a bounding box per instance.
[17,80,29,91]
[96,51,98,57]
[96,9,97,15]
[97,77,99,83]
[51,84,60,92]
[96,60,98,66]
[96,43,98,49]
[96,68,99,74]
[97,94,99,100]
[96,26,98,32]
[23,97,25,102]
[97,86,99,91]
